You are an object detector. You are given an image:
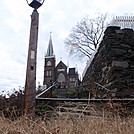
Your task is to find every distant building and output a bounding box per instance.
[43,35,79,89]
[110,16,134,29]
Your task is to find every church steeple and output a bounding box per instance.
[46,33,54,57]
[44,33,55,86]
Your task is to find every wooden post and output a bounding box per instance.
[24,9,39,117]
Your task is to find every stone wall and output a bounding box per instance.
[82,26,134,98]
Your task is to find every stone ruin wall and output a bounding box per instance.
[82,26,134,98]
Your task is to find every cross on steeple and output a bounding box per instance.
[50,32,52,39]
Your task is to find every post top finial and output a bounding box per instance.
[26,0,45,9]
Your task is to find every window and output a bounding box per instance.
[47,61,52,66]
[70,78,72,82]
[73,78,75,81]
[69,77,75,82]
[46,71,49,76]
[46,70,52,76]
[49,70,52,76]
[57,73,65,82]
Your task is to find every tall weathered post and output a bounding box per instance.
[24,0,45,117]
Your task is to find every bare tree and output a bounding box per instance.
[65,14,108,58]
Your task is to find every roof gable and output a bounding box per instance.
[56,61,67,69]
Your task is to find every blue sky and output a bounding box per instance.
[0,0,134,91]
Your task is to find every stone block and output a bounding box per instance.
[132,46,134,50]
[130,65,134,68]
[104,26,120,35]
[121,44,131,49]
[110,48,127,54]
[128,50,134,55]
[112,60,129,68]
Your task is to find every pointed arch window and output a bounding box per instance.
[57,73,65,82]
[47,61,52,66]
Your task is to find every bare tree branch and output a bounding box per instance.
[65,13,108,59]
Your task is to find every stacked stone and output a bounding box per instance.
[82,26,134,97]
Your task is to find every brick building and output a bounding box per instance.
[43,35,79,89]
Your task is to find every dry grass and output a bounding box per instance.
[0,110,134,134]
[1,89,133,133]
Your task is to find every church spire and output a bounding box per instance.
[46,32,54,57]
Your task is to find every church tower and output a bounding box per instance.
[43,34,55,86]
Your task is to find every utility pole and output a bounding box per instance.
[24,0,45,117]
[24,9,39,117]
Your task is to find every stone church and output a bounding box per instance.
[43,35,79,89]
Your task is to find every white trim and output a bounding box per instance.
[45,55,55,58]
